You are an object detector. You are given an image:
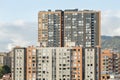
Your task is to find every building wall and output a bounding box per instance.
[38,9,101,48]
[0,52,11,67]
[100,50,120,80]
[100,50,113,80]
[36,47,72,80]
[101,50,113,75]
[85,48,97,80]
[0,52,7,66]
[112,53,120,74]
[36,48,53,80]
[6,52,12,68]
[14,47,26,80]
[38,11,63,47]
[56,48,71,80]
[71,47,83,80]
[36,47,83,80]
[26,46,36,80]
[64,10,100,47]
[101,74,110,80]
[10,50,14,80]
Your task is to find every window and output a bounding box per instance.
[107,76,110,79]
[102,76,105,79]
[73,49,76,51]
[43,71,45,74]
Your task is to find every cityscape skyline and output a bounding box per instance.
[12,9,101,80]
[0,1,120,80]
[0,0,120,52]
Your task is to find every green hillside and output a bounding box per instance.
[101,36,120,51]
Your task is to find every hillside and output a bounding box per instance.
[101,35,120,51]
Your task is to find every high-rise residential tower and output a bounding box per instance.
[38,10,64,47]
[38,9,101,48]
[38,9,101,80]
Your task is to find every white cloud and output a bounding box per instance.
[0,10,120,51]
[102,10,120,36]
[13,20,25,26]
[0,20,37,51]
[7,39,30,51]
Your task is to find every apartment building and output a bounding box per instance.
[64,9,101,47]
[38,9,101,48]
[12,47,26,80]
[11,9,101,80]
[100,50,120,80]
[38,10,63,47]
[36,47,83,80]
[101,50,113,80]
[26,46,36,80]
[0,52,7,66]
[38,9,101,80]
[0,52,11,67]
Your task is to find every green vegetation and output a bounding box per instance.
[0,65,11,78]
[102,36,120,51]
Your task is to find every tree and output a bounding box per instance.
[0,66,3,78]
[0,65,11,78]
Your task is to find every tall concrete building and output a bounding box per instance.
[38,10,63,47]
[38,9,101,48]
[64,10,101,47]
[36,47,83,80]
[12,47,26,80]
[38,9,101,80]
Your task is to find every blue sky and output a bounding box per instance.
[0,0,119,22]
[0,0,120,51]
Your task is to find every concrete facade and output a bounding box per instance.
[36,47,83,80]
[38,9,101,48]
[26,46,36,80]
[13,47,26,80]
[84,48,97,80]
[0,52,11,68]
[100,50,120,80]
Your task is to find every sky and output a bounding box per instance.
[0,0,120,51]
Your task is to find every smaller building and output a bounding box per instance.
[12,47,26,80]
[0,52,7,66]
[0,52,11,68]
[100,50,120,80]
[36,47,83,80]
